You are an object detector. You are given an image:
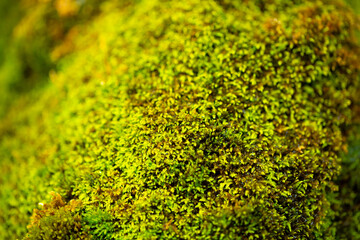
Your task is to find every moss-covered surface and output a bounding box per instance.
[0,0,359,239]
[333,125,360,239]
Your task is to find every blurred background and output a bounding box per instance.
[0,0,103,118]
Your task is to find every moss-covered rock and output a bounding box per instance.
[0,0,359,239]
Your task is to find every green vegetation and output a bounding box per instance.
[25,192,90,240]
[332,124,360,239]
[0,0,359,239]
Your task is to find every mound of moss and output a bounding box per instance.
[0,0,359,239]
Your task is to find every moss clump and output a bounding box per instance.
[25,192,90,240]
[0,0,359,239]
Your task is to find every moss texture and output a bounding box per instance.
[0,0,360,239]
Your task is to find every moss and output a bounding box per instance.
[331,125,360,239]
[0,0,359,239]
[25,192,90,240]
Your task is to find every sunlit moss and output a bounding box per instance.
[0,0,359,239]
[25,192,90,240]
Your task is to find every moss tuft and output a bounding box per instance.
[25,192,89,240]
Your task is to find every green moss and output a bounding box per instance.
[330,124,360,239]
[0,0,359,239]
[25,192,90,240]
